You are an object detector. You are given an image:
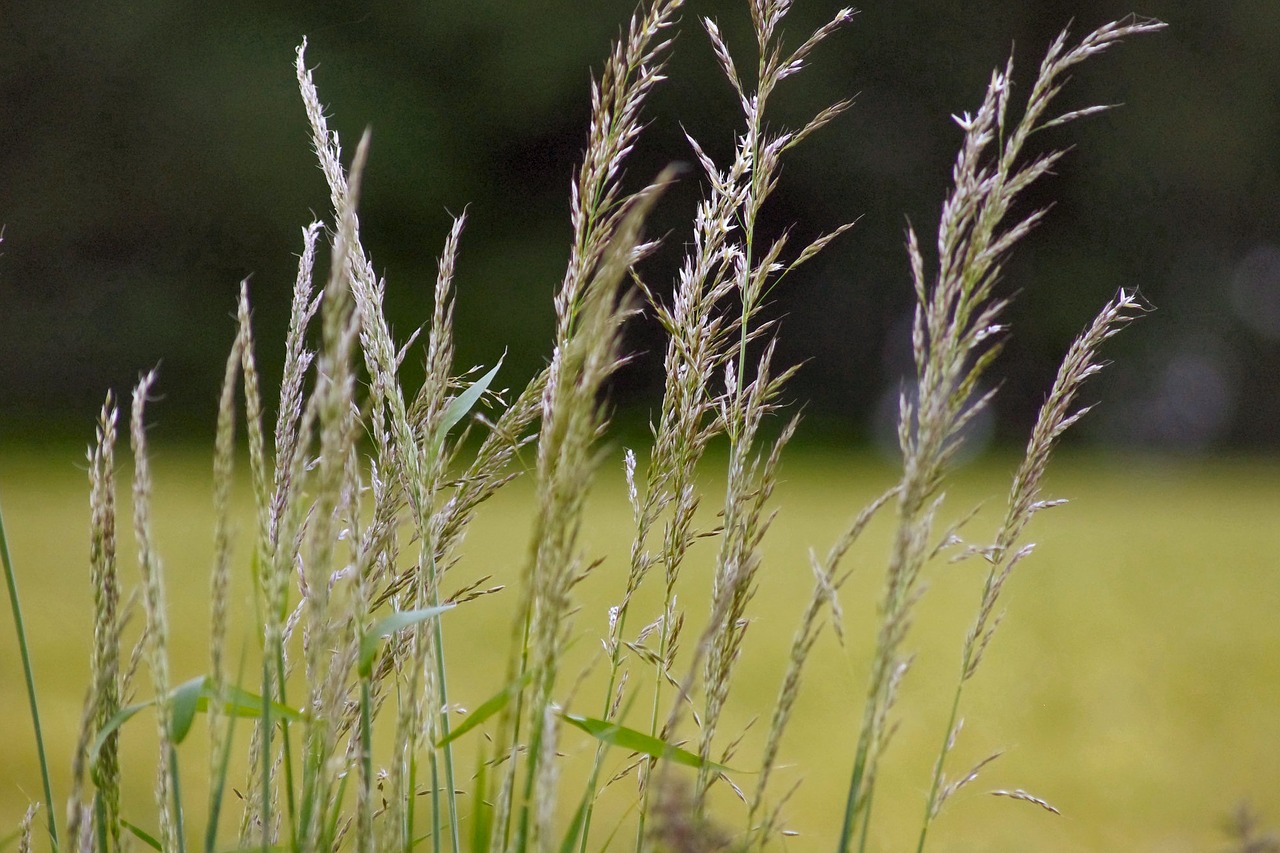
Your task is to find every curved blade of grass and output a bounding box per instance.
[435,356,503,445]
[170,676,205,744]
[357,604,455,678]
[561,713,737,774]
[90,677,302,763]
[435,670,534,749]
[469,747,494,853]
[0,496,59,850]
[122,819,162,851]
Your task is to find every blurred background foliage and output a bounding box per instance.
[2,0,1278,448]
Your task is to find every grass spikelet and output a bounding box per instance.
[295,125,368,853]
[989,789,1061,816]
[663,0,855,824]
[84,394,123,852]
[511,170,672,850]
[17,803,38,853]
[208,300,247,847]
[129,368,181,851]
[488,2,685,847]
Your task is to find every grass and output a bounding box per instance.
[5,2,1251,851]
[3,448,1280,850]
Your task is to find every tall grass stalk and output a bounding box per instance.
[7,3,1166,851]
[1,496,59,851]
[837,16,1165,852]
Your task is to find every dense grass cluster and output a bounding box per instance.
[2,2,1168,850]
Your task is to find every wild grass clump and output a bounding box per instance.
[2,2,1165,850]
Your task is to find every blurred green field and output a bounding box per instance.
[2,442,1278,851]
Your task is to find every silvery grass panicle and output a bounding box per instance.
[572,0,858,845]
[488,2,685,849]
[917,288,1145,845]
[128,370,181,853]
[236,222,324,849]
[837,16,1165,853]
[68,395,125,853]
[298,39,462,848]
[668,0,857,825]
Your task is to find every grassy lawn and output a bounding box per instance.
[2,442,1277,851]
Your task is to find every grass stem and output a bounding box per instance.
[0,495,59,852]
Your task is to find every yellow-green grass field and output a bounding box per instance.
[2,442,1278,851]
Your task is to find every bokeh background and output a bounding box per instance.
[3,0,1278,448]
[3,1,1280,851]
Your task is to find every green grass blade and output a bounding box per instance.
[0,495,60,851]
[468,748,493,853]
[121,819,163,851]
[91,676,303,765]
[358,605,455,678]
[170,676,206,744]
[434,357,503,450]
[435,671,533,749]
[210,681,304,721]
[561,713,736,774]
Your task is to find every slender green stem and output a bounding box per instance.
[858,784,875,853]
[169,743,187,853]
[499,610,534,850]
[0,495,60,852]
[838,735,870,853]
[260,665,272,853]
[95,791,108,853]
[355,679,373,853]
[634,599,674,848]
[206,683,238,853]
[410,750,424,853]
[917,676,966,853]
[577,598,638,853]
[431,606,461,853]
[272,640,299,848]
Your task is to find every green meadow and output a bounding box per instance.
[4,443,1277,851]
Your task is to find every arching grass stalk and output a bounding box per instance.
[0,495,59,852]
[838,16,1165,852]
[916,288,1146,850]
